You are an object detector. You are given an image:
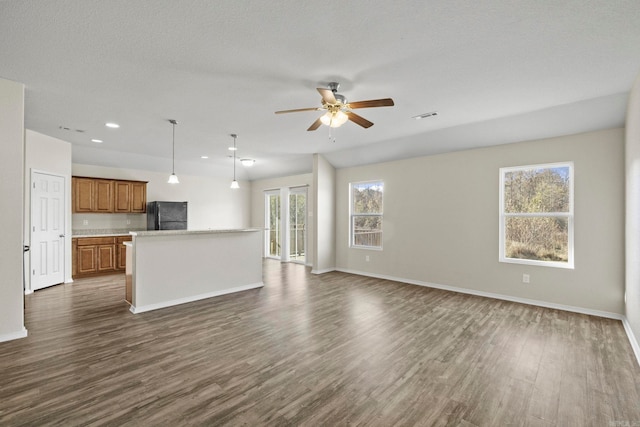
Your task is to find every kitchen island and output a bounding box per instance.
[127,229,263,313]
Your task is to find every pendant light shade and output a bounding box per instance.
[230,133,239,189]
[168,119,179,184]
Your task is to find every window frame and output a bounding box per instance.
[499,162,574,269]
[349,180,384,250]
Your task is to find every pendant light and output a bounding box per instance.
[167,119,179,184]
[230,133,239,189]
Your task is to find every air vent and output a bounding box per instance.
[412,111,439,120]
[59,126,86,133]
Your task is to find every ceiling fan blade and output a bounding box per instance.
[348,98,395,109]
[275,107,321,114]
[307,118,323,131]
[317,88,337,104]
[347,112,374,128]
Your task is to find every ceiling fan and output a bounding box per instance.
[275,82,394,131]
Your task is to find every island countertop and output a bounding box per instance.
[130,228,263,237]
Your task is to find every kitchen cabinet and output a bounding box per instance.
[114,181,147,213]
[73,177,114,213]
[73,177,95,212]
[72,238,78,277]
[116,236,132,270]
[73,177,147,213]
[73,236,121,278]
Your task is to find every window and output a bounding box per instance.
[499,162,574,268]
[350,181,383,249]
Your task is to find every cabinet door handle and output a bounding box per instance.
[59,234,65,238]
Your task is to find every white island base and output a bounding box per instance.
[127,229,263,314]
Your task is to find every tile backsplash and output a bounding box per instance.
[72,213,147,231]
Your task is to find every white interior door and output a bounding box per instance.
[31,171,65,291]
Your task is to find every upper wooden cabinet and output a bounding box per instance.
[73,176,147,213]
[94,179,114,212]
[73,177,95,212]
[114,180,147,213]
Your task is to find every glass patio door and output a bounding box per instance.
[289,188,306,263]
[265,191,281,259]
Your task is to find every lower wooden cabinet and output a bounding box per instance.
[72,235,132,279]
[116,236,132,270]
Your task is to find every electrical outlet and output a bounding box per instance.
[126,219,131,225]
[522,274,530,284]
[83,220,88,225]
[365,255,370,262]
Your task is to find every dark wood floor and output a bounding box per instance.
[1,260,639,426]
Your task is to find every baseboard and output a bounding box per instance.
[130,282,264,314]
[335,268,624,320]
[311,268,336,275]
[622,318,640,368]
[0,327,28,343]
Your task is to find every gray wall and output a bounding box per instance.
[625,71,640,353]
[0,77,26,341]
[313,154,336,273]
[336,128,625,315]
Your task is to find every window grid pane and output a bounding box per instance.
[350,181,383,249]
[500,162,573,268]
[505,216,569,262]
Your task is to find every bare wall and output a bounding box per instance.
[0,77,26,342]
[625,70,640,351]
[336,128,625,315]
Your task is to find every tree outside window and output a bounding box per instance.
[350,181,383,249]
[499,163,574,268]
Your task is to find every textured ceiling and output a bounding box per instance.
[0,0,639,180]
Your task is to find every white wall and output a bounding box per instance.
[0,77,26,342]
[336,128,625,315]
[24,130,73,290]
[250,173,314,263]
[72,164,250,230]
[625,71,640,352]
[313,154,336,273]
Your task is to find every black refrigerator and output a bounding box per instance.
[147,201,188,230]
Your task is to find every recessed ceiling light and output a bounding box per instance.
[91,139,103,143]
[240,159,255,167]
[105,122,120,128]
[228,146,238,151]
[412,111,439,120]
[201,155,209,159]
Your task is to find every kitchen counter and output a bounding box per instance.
[129,228,263,237]
[73,228,146,238]
[127,228,263,313]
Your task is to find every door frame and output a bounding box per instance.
[264,186,308,265]
[29,169,67,293]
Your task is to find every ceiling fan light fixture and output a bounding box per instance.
[320,110,348,128]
